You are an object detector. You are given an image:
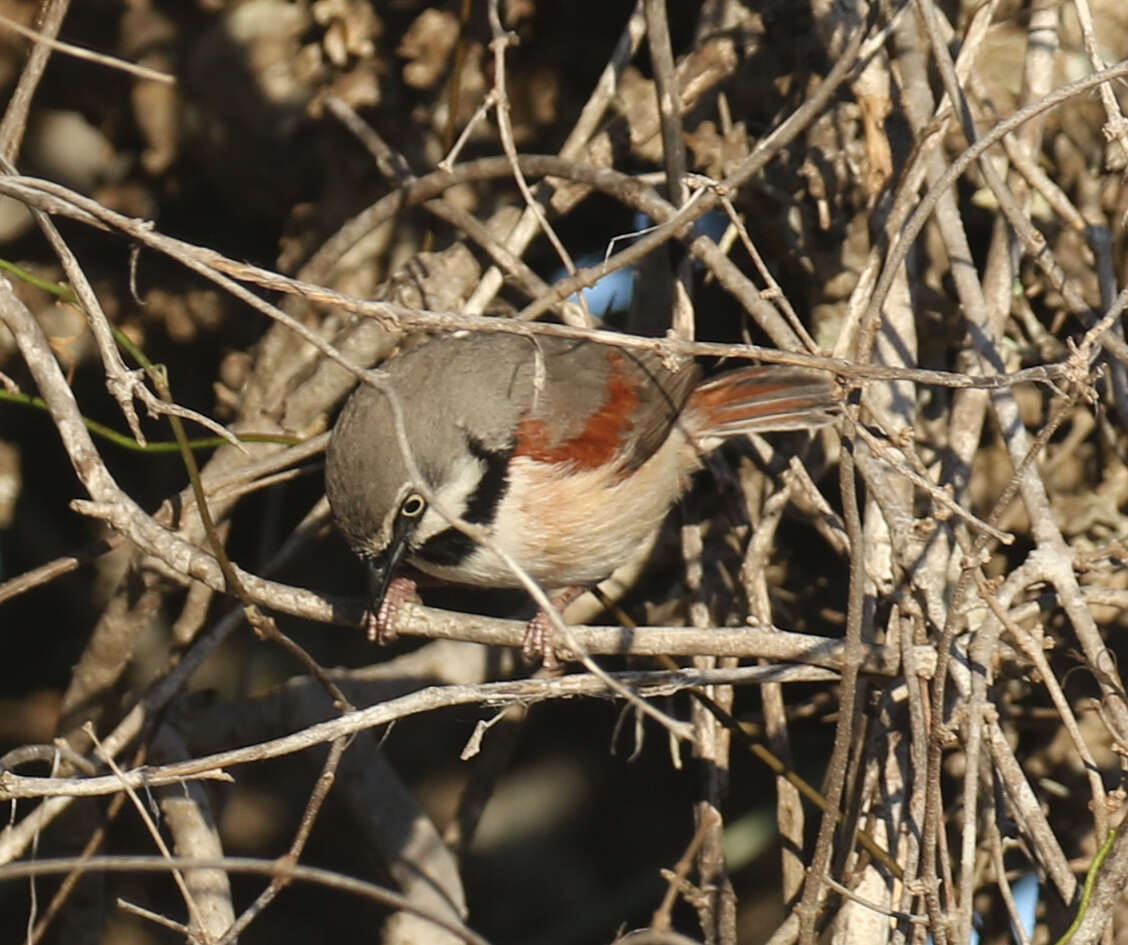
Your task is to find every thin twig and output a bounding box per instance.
[0,9,174,84]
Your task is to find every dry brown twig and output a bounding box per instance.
[3,2,1128,943]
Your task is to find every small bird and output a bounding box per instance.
[326,331,837,659]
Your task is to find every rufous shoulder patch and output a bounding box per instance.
[513,351,639,469]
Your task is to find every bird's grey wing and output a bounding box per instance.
[514,338,700,474]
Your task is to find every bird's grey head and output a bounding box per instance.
[325,335,526,610]
[326,383,416,557]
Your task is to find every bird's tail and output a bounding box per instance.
[687,365,839,440]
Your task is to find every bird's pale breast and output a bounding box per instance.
[412,425,700,588]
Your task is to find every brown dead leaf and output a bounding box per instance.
[398,7,460,90]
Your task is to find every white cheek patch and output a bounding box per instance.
[411,452,485,545]
[412,506,448,546]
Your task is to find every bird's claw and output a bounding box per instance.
[522,587,585,670]
[366,575,419,644]
[522,613,562,671]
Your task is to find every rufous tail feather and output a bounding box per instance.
[688,366,838,437]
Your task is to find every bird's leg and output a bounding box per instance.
[365,575,420,644]
[523,586,587,671]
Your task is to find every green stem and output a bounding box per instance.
[1053,821,1123,945]
[0,258,76,302]
[2,254,296,607]
[0,390,300,453]
[0,259,302,452]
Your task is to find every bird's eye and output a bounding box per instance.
[400,493,426,517]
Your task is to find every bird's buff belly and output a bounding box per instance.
[412,437,693,589]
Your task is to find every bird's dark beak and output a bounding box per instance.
[366,523,411,617]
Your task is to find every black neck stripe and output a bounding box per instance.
[417,528,476,566]
[462,435,510,524]
[415,435,511,569]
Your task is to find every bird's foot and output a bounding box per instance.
[522,587,586,671]
[365,575,420,644]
